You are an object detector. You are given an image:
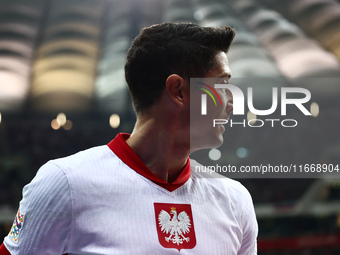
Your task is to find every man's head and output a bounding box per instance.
[125,22,235,115]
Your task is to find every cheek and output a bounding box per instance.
[217,94,228,114]
[221,94,228,107]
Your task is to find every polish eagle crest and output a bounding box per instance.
[158,207,191,245]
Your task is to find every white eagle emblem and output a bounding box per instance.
[158,207,191,245]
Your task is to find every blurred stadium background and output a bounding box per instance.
[0,0,340,253]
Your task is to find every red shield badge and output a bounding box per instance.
[154,203,196,251]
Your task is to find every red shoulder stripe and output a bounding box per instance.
[0,243,10,255]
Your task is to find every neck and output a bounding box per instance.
[126,115,190,183]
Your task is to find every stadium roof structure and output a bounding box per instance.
[0,0,340,113]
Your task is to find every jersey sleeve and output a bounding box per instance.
[3,161,72,255]
[237,185,258,255]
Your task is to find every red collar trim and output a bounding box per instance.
[107,133,190,192]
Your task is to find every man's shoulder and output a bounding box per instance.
[48,144,114,171]
[189,159,252,200]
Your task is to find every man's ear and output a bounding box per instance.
[165,74,188,107]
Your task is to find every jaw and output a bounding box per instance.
[189,126,224,153]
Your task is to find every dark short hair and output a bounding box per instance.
[125,22,235,114]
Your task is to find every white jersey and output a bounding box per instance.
[3,133,258,255]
